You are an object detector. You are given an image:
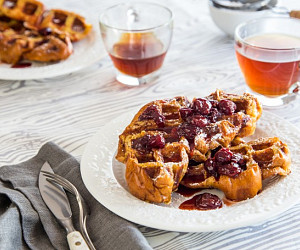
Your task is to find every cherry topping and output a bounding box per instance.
[203,148,245,179]
[195,193,222,210]
[170,127,179,138]
[231,153,243,163]
[148,134,166,149]
[210,146,222,158]
[218,99,237,115]
[204,158,217,177]
[139,105,165,127]
[132,134,165,153]
[177,123,200,142]
[11,62,32,68]
[208,108,221,123]
[131,137,147,152]
[179,193,222,211]
[210,100,219,108]
[241,116,250,128]
[137,96,241,151]
[214,148,232,163]
[193,98,212,115]
[231,153,247,169]
[218,162,241,178]
[187,115,208,128]
[179,108,193,120]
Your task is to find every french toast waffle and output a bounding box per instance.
[116,90,262,203]
[125,131,189,203]
[39,9,92,41]
[180,137,291,201]
[0,0,44,25]
[0,27,72,63]
[0,0,91,65]
[23,35,72,62]
[0,29,31,63]
[206,90,262,137]
[0,13,24,31]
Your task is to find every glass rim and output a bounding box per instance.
[99,2,173,32]
[234,16,300,51]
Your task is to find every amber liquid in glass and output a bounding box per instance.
[109,33,166,77]
[236,33,300,96]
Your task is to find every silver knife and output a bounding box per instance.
[39,162,89,250]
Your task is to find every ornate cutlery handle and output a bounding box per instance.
[67,231,90,250]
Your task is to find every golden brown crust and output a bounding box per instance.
[117,91,261,165]
[215,162,262,201]
[0,28,73,63]
[0,14,24,31]
[117,90,263,203]
[116,97,187,163]
[125,157,174,204]
[181,160,262,201]
[23,35,72,61]
[247,137,291,179]
[0,1,92,64]
[125,131,189,203]
[0,30,31,63]
[206,89,262,137]
[0,0,44,25]
[181,137,290,201]
[39,9,92,41]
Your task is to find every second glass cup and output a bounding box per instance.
[99,3,173,86]
[235,17,300,107]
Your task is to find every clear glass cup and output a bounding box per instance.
[99,3,173,86]
[235,17,300,107]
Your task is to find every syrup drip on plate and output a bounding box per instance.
[179,193,223,211]
[11,62,32,68]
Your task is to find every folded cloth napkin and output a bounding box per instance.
[0,142,152,250]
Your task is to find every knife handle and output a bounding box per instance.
[67,231,90,250]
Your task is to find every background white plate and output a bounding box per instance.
[81,111,300,232]
[0,18,106,80]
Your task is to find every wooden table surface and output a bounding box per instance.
[1,0,300,249]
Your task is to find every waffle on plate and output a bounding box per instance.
[39,9,92,42]
[0,0,91,64]
[115,89,292,204]
[0,27,72,63]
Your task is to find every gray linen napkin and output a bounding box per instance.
[0,142,152,250]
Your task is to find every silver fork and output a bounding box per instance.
[41,171,96,250]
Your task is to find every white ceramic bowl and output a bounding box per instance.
[208,0,279,37]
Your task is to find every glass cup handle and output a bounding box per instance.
[281,82,300,106]
[291,82,300,94]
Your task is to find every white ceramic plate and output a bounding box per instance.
[81,111,300,232]
[0,18,106,80]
